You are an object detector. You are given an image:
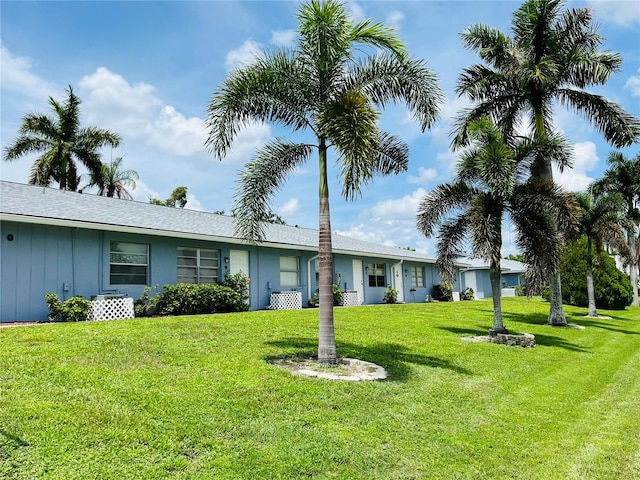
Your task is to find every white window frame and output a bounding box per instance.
[411,266,425,288]
[280,256,300,287]
[177,247,220,284]
[110,242,149,285]
[367,263,386,287]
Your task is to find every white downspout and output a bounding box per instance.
[307,254,318,300]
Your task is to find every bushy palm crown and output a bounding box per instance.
[85,157,139,200]
[574,191,626,250]
[417,118,578,292]
[3,86,121,191]
[592,152,640,224]
[453,0,640,167]
[206,0,442,241]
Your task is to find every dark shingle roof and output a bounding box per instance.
[1,181,439,263]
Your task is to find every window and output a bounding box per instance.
[367,263,386,287]
[110,242,148,285]
[411,266,425,287]
[177,248,219,284]
[280,256,299,287]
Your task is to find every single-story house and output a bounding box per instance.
[455,253,527,299]
[2,181,483,322]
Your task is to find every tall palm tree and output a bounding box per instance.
[3,86,121,191]
[417,118,577,334]
[574,191,627,317]
[206,0,442,363]
[592,152,640,306]
[84,157,139,200]
[454,0,640,326]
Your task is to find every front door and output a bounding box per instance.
[229,250,249,276]
[392,262,404,302]
[352,259,364,304]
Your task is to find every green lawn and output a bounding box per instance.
[1,298,639,479]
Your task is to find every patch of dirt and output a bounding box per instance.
[270,356,388,381]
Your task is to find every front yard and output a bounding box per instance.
[1,298,639,479]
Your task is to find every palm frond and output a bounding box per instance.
[435,214,470,285]
[416,181,474,238]
[346,54,443,131]
[556,88,640,148]
[233,140,313,242]
[206,51,313,159]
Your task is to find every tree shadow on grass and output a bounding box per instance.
[0,429,29,449]
[438,324,590,353]
[501,311,550,326]
[528,333,591,353]
[576,318,640,335]
[264,337,472,382]
[436,326,489,337]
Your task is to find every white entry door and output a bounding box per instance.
[464,270,480,299]
[230,250,249,276]
[392,262,404,302]
[352,259,364,304]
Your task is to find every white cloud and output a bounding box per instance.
[270,30,297,46]
[588,0,640,27]
[151,105,207,157]
[225,39,262,71]
[129,179,159,203]
[277,198,300,216]
[552,141,599,192]
[346,1,366,22]
[78,67,162,134]
[0,43,61,99]
[407,167,438,185]
[625,68,640,97]
[185,193,204,211]
[386,11,405,30]
[371,188,427,219]
[78,67,208,157]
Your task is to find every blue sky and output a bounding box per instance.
[2,0,639,255]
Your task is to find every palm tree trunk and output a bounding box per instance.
[317,138,337,364]
[532,111,567,326]
[488,259,507,335]
[629,226,639,307]
[586,236,597,317]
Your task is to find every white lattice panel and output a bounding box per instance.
[342,291,361,306]
[269,291,302,310]
[88,298,135,321]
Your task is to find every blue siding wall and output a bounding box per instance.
[502,273,522,287]
[1,222,88,321]
[2,220,453,321]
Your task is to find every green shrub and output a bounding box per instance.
[383,286,399,304]
[134,285,159,317]
[461,287,475,300]
[332,284,344,306]
[557,237,633,310]
[432,284,453,302]
[153,283,246,316]
[222,272,250,306]
[307,284,343,307]
[308,293,319,308]
[135,272,251,317]
[45,293,91,322]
